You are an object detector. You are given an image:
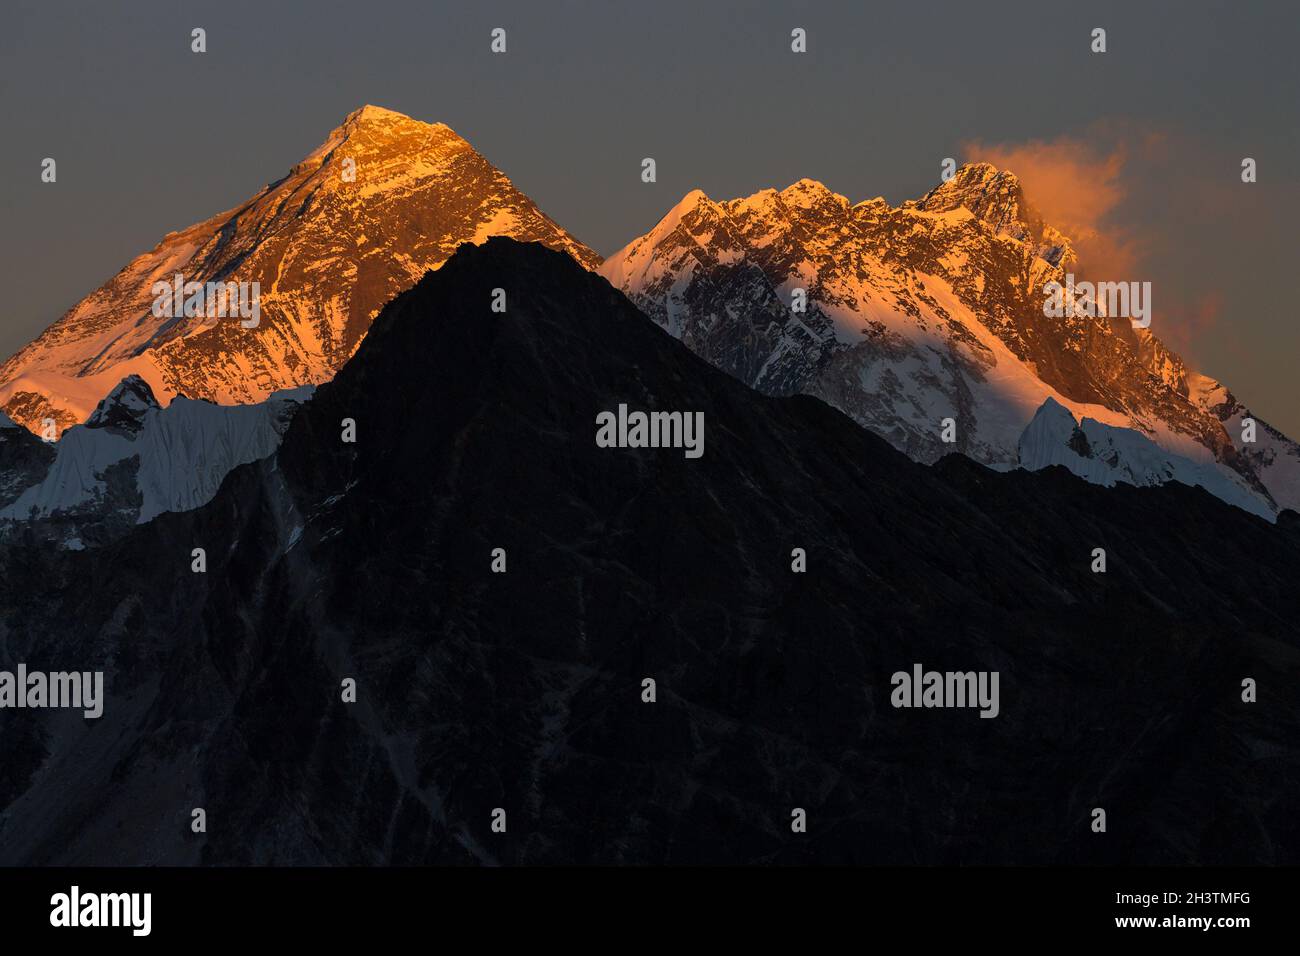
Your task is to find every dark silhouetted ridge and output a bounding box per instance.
[1,238,1297,865]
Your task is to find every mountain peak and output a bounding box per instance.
[598,188,729,290]
[84,375,160,434]
[297,105,467,178]
[602,165,1300,517]
[904,162,1070,266]
[958,161,1014,185]
[657,188,717,229]
[345,104,423,125]
[907,162,1024,218]
[1,108,599,435]
[333,104,456,142]
[778,178,848,209]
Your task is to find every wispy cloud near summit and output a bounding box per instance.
[959,121,1257,364]
[960,123,1154,281]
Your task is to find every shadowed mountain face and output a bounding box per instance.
[1,239,1296,865]
[0,415,55,511]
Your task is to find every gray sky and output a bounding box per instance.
[3,0,1297,431]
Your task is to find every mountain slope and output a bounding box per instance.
[0,375,310,543]
[0,105,597,436]
[1,238,1296,865]
[1189,371,1300,521]
[599,166,1297,516]
[1018,397,1272,519]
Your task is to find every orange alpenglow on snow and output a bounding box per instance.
[598,166,1300,517]
[0,105,598,437]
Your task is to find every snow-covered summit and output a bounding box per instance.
[0,106,598,437]
[600,165,1300,517]
[902,163,1074,267]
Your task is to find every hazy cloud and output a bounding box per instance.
[959,123,1248,368]
[960,124,1160,280]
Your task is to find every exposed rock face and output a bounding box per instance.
[83,375,160,436]
[903,162,1076,266]
[0,106,598,437]
[1,239,1296,865]
[600,165,1297,516]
